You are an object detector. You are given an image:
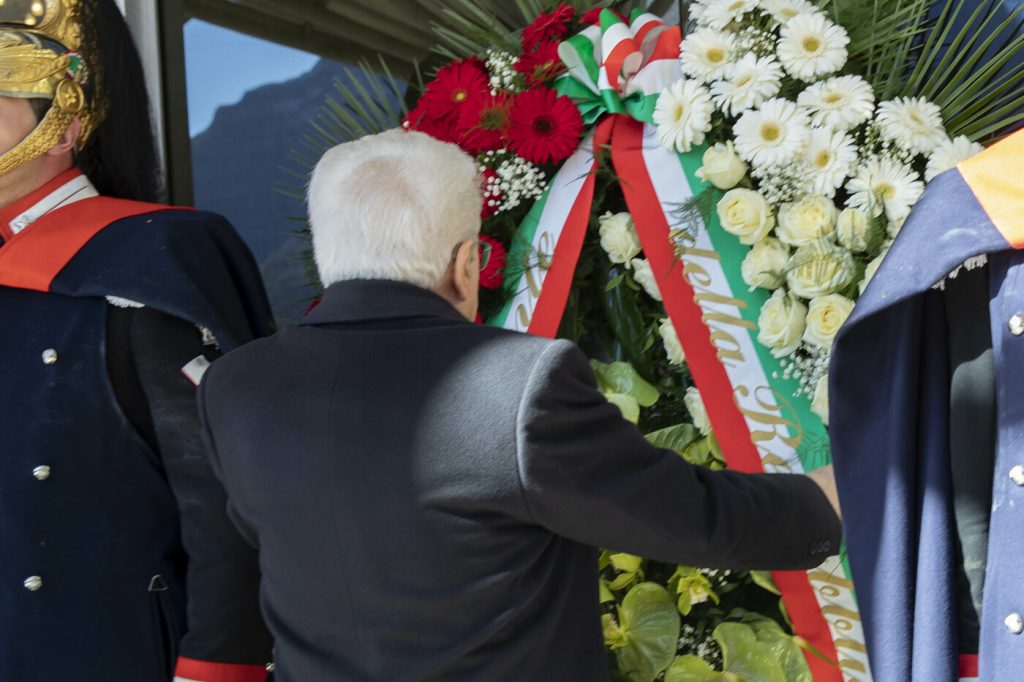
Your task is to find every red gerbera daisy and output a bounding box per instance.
[457,93,512,155]
[507,89,584,166]
[514,40,565,87]
[419,57,489,121]
[404,102,460,144]
[478,235,508,290]
[479,167,502,219]
[521,4,576,52]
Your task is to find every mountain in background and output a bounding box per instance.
[191,58,405,323]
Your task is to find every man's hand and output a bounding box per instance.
[808,465,841,521]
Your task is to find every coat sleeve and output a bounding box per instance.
[515,339,842,570]
[127,307,273,682]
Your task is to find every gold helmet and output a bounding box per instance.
[0,0,102,175]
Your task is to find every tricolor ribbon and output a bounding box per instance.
[491,9,870,681]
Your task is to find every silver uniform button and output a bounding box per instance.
[1010,314,1024,337]
[23,576,42,592]
[41,348,58,365]
[1011,465,1024,486]
[32,465,50,481]
[1006,612,1024,634]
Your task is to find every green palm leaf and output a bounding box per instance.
[823,0,1024,142]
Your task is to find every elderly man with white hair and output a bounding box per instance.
[197,128,842,682]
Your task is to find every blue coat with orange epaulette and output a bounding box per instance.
[831,128,1024,681]
[0,184,275,681]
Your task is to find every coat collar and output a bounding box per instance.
[299,279,467,326]
[845,166,1010,331]
[849,129,1024,328]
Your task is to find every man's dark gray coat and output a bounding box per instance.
[198,279,841,681]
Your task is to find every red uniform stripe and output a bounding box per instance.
[959,654,979,678]
[174,657,268,682]
[0,196,171,292]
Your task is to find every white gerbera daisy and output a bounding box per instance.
[680,28,737,82]
[777,13,849,81]
[925,135,984,181]
[760,0,816,25]
[710,53,784,116]
[689,0,710,23]
[876,97,947,155]
[733,97,810,167]
[804,127,858,197]
[797,75,875,131]
[653,80,714,153]
[699,0,759,30]
[846,156,924,222]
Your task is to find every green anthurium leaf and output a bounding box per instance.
[664,656,726,682]
[604,612,630,650]
[614,583,681,682]
[600,579,616,604]
[682,435,717,468]
[610,572,640,591]
[610,553,644,574]
[594,362,659,407]
[714,622,788,682]
[645,423,700,454]
[604,267,657,381]
[749,571,781,596]
[606,393,640,424]
[677,589,694,616]
[605,273,626,291]
[745,618,813,682]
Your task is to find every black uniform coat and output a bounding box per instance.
[0,170,275,682]
[199,278,842,682]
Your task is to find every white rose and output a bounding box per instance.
[696,141,748,190]
[836,207,881,254]
[741,237,790,290]
[659,318,686,366]
[599,211,642,265]
[717,189,775,245]
[786,239,858,298]
[776,196,838,247]
[631,258,662,301]
[757,288,807,358]
[859,245,890,295]
[684,386,712,436]
[811,374,829,425]
[803,294,855,349]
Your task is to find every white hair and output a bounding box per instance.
[307,129,483,289]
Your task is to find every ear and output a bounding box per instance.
[451,239,477,302]
[45,116,82,157]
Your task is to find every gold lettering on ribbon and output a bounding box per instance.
[515,303,532,330]
[735,385,803,450]
[677,253,753,367]
[513,228,558,331]
[808,570,854,590]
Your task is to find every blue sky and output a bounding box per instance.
[184,19,320,136]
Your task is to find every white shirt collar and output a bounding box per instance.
[8,173,99,236]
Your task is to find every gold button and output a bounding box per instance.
[41,349,58,365]
[32,465,50,481]
[23,576,42,591]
